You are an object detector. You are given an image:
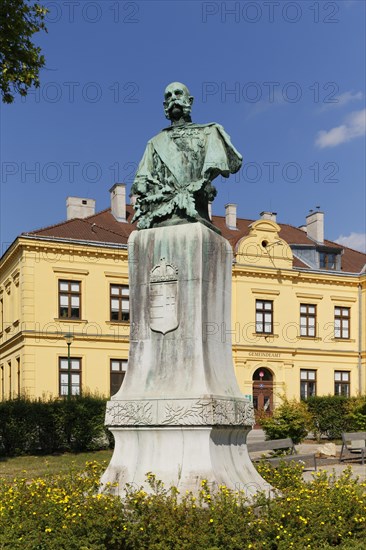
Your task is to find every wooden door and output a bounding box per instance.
[252,368,274,427]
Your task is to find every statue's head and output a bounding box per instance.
[163,82,194,122]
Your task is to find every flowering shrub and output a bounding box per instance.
[0,461,124,549]
[260,398,312,444]
[257,462,366,549]
[0,460,366,549]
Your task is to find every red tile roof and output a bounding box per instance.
[24,207,136,245]
[23,206,366,274]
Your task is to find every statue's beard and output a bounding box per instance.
[164,99,192,121]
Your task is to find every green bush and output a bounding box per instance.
[346,398,366,432]
[0,460,365,549]
[305,395,366,440]
[0,395,111,457]
[61,394,109,452]
[260,398,312,444]
[0,398,40,455]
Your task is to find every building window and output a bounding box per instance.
[16,357,20,397]
[300,304,316,337]
[110,285,130,322]
[255,300,273,334]
[320,252,336,270]
[334,307,350,339]
[59,280,81,319]
[0,365,4,401]
[8,361,12,399]
[110,359,127,396]
[334,371,350,397]
[59,357,81,396]
[300,369,316,400]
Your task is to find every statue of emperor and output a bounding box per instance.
[131,82,243,229]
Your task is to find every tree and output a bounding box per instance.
[0,0,47,104]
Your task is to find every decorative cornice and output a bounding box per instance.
[52,267,89,275]
[233,344,360,358]
[104,271,129,279]
[295,293,323,301]
[251,288,280,296]
[11,268,20,282]
[233,265,361,286]
[330,296,357,303]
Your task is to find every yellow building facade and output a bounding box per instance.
[1,185,365,415]
[232,220,366,412]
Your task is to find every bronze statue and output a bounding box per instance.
[131,82,242,229]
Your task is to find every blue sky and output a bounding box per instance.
[1,0,365,254]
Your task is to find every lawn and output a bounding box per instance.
[0,449,113,481]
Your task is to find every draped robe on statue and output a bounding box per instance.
[131,122,242,229]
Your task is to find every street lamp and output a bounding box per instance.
[64,333,74,398]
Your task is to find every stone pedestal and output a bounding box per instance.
[101,223,269,497]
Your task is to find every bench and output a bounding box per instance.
[247,437,317,470]
[340,432,366,465]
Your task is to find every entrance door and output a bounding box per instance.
[252,367,274,426]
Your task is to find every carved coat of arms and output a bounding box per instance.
[149,258,179,334]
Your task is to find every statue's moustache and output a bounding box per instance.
[166,98,190,112]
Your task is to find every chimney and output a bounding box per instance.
[109,183,126,222]
[66,197,95,220]
[298,225,307,233]
[306,210,324,243]
[129,193,137,206]
[225,203,237,229]
[260,211,277,222]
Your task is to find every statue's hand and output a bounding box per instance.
[204,181,217,202]
[203,166,223,181]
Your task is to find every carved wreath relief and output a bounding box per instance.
[105,398,255,427]
[149,258,179,334]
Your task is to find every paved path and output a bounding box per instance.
[247,428,366,482]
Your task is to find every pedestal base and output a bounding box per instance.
[102,223,269,498]
[101,426,270,498]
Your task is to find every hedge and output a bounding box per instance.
[306,395,366,440]
[0,395,112,456]
[261,395,366,443]
[2,394,366,457]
